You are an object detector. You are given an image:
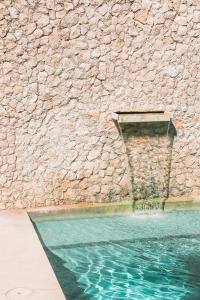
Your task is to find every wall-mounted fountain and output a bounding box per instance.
[113,111,175,212]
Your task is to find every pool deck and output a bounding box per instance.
[0,210,66,300]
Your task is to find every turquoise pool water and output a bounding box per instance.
[34,210,200,300]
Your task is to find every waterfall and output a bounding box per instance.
[113,112,175,213]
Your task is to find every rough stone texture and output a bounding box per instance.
[0,0,200,208]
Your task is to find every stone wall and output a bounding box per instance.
[1,0,200,208]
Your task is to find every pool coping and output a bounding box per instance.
[0,210,66,300]
[28,196,200,221]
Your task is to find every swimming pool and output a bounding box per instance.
[33,210,200,299]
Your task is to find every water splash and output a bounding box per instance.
[133,198,165,214]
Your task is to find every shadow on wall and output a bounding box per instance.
[118,121,176,201]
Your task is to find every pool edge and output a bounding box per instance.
[28,197,200,221]
[0,210,66,300]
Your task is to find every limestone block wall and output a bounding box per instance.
[1,0,200,208]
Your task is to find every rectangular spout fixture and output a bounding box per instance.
[112,111,171,123]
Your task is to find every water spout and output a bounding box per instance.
[113,111,175,214]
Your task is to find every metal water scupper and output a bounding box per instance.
[112,111,171,124]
